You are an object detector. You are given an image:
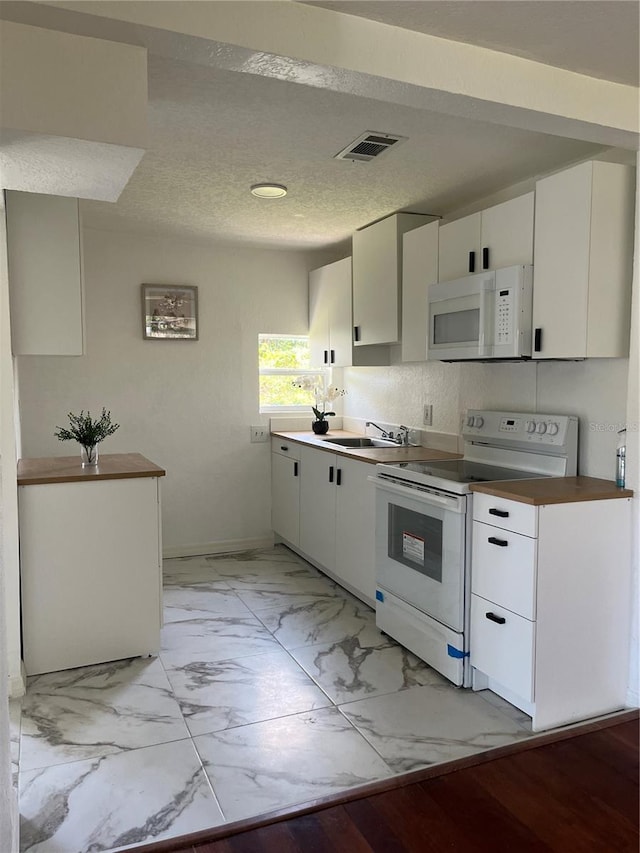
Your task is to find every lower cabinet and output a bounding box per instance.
[293,445,376,606]
[271,439,301,547]
[470,492,632,731]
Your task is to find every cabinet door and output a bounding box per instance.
[271,452,300,546]
[532,162,592,358]
[309,266,331,368]
[6,191,84,355]
[299,447,336,571]
[402,220,438,362]
[352,216,401,345]
[480,193,534,270]
[437,212,481,282]
[327,257,353,367]
[334,458,376,604]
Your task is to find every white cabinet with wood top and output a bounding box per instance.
[271,439,301,547]
[532,160,635,359]
[438,193,534,283]
[352,213,431,346]
[470,489,632,732]
[6,190,85,355]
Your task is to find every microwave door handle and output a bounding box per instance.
[478,280,494,358]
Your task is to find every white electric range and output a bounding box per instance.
[371,410,578,687]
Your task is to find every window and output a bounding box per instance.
[259,334,327,412]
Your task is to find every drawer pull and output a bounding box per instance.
[488,536,508,547]
[486,612,506,625]
[293,462,298,477]
[329,466,334,483]
[489,508,509,518]
[280,445,289,452]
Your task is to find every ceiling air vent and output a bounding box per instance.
[334,131,407,163]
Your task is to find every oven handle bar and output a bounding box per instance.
[368,475,465,513]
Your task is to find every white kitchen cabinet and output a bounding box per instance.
[309,257,353,368]
[352,213,430,346]
[438,193,534,282]
[401,219,439,362]
[532,161,635,359]
[470,491,632,731]
[19,466,163,675]
[6,190,85,355]
[271,439,301,547]
[298,445,376,605]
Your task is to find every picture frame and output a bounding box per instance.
[141,284,199,341]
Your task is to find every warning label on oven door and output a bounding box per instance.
[402,531,425,564]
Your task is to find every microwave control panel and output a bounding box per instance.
[495,289,513,344]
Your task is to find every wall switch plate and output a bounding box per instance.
[423,404,433,426]
[250,425,269,443]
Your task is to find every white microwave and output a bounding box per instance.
[427,265,533,361]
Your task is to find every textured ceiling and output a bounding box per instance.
[3,1,637,250]
[304,1,640,86]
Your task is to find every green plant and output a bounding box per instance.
[54,408,120,450]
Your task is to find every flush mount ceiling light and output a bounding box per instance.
[250,183,287,198]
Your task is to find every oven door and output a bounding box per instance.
[374,476,467,632]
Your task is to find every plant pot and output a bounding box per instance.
[312,420,329,435]
[80,445,99,467]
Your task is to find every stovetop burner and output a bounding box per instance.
[392,459,547,485]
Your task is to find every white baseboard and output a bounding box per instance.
[8,662,26,698]
[163,536,275,559]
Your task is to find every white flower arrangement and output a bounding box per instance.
[292,376,346,421]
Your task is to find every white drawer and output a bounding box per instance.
[472,522,537,620]
[271,438,301,460]
[472,492,538,537]
[471,594,535,702]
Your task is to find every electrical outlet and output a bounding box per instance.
[250,425,269,443]
[423,404,433,426]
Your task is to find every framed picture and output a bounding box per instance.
[141,284,198,340]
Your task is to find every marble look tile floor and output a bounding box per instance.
[14,545,534,853]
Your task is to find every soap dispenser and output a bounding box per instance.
[616,428,626,488]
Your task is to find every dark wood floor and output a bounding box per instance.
[131,712,639,853]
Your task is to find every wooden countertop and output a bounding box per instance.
[470,475,633,505]
[17,453,166,486]
[271,430,461,465]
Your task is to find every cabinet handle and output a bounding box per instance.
[482,247,489,270]
[330,349,335,364]
[488,508,509,518]
[485,612,506,625]
[354,325,361,342]
[323,350,328,364]
[534,328,542,353]
[336,468,342,486]
[280,445,289,452]
[468,251,475,273]
[488,536,508,547]
[329,466,334,483]
[293,461,298,477]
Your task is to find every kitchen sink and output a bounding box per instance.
[322,437,398,448]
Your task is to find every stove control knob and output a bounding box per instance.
[466,416,475,427]
[547,422,559,436]
[525,420,536,433]
[536,422,547,434]
[473,416,484,428]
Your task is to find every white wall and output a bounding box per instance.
[17,228,316,555]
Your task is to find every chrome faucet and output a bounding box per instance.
[366,421,411,445]
[366,421,392,440]
[398,425,410,446]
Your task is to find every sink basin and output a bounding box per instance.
[322,437,398,448]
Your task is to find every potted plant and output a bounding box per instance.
[54,408,120,467]
[292,378,346,435]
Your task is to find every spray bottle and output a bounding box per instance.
[616,428,626,488]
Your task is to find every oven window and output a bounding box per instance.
[387,504,443,582]
[433,308,479,345]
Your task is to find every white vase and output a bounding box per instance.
[80,445,99,467]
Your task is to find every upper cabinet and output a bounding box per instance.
[401,219,439,362]
[352,212,431,346]
[309,257,353,368]
[6,190,84,356]
[532,161,635,359]
[438,193,534,282]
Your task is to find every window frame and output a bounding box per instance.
[258,334,328,414]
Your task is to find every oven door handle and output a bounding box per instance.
[368,475,464,513]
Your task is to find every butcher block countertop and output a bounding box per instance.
[470,475,633,505]
[17,453,166,486]
[271,430,461,464]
